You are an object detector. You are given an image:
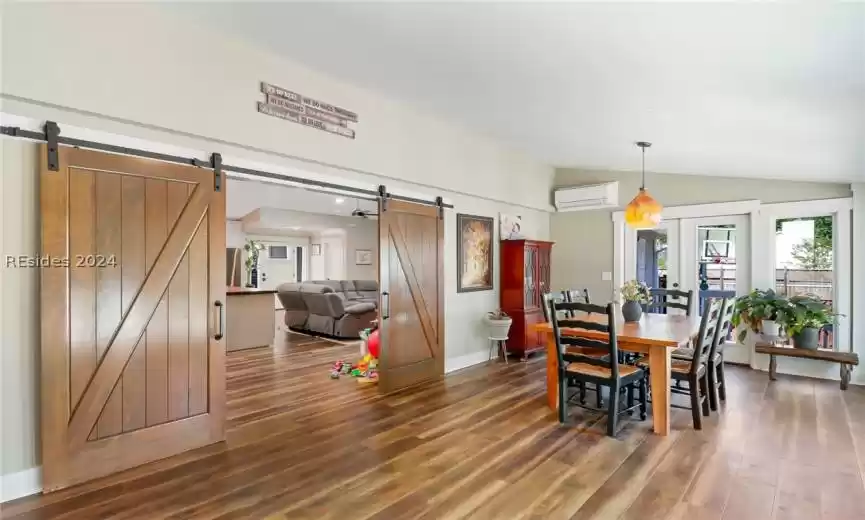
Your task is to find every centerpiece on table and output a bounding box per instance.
[620,280,651,323]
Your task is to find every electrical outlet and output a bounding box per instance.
[601,271,612,281]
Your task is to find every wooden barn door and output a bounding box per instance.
[40,145,226,491]
[378,199,444,393]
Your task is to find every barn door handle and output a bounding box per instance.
[381,291,390,320]
[214,300,225,340]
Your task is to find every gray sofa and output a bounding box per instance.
[276,280,378,339]
[306,280,378,305]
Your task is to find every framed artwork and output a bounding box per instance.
[457,213,494,293]
[311,244,321,256]
[355,249,373,265]
[499,213,523,239]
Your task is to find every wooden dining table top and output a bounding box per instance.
[534,312,701,349]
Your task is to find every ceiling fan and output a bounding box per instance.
[350,199,378,219]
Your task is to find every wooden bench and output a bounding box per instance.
[755,342,859,390]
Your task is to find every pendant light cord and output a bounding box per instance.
[641,147,646,190]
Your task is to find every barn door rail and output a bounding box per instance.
[1,120,452,208]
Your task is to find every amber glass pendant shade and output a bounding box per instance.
[624,188,663,228]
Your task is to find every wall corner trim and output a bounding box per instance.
[0,466,42,503]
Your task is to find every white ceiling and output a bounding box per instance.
[176,3,864,182]
[226,177,378,220]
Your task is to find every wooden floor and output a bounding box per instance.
[3,333,865,519]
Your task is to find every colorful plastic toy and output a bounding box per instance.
[367,329,380,358]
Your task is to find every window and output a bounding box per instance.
[268,245,288,259]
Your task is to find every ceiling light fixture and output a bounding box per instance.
[334,197,345,204]
[624,141,662,229]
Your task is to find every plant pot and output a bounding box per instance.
[487,317,512,340]
[792,327,819,350]
[761,320,781,337]
[622,301,642,323]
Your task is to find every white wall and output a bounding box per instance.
[226,219,246,248]
[551,168,853,300]
[1,3,553,212]
[0,3,553,495]
[345,222,378,281]
[853,184,865,385]
[1,141,40,483]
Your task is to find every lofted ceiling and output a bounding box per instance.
[174,3,864,182]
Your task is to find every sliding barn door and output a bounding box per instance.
[40,146,226,491]
[378,199,444,392]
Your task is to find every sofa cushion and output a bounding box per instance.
[339,280,363,300]
[301,289,345,317]
[309,280,342,293]
[353,280,378,301]
[345,301,376,315]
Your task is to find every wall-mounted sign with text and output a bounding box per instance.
[257,82,357,139]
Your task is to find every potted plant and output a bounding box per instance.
[731,289,788,342]
[620,280,651,323]
[486,309,512,339]
[243,239,264,287]
[779,295,837,350]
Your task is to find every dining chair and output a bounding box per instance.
[549,299,648,437]
[543,293,607,407]
[562,288,591,317]
[644,288,694,316]
[667,297,733,411]
[638,297,721,430]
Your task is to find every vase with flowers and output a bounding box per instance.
[620,280,651,322]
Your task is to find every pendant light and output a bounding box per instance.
[624,141,663,228]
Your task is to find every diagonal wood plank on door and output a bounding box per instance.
[67,183,210,448]
[389,219,437,350]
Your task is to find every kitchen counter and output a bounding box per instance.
[226,287,277,351]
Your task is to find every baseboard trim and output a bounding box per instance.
[445,350,491,374]
[1,466,42,503]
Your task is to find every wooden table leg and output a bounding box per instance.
[840,364,850,391]
[768,355,777,381]
[546,333,558,411]
[649,344,671,436]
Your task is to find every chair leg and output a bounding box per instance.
[558,376,568,424]
[707,360,719,412]
[606,384,620,437]
[579,381,586,405]
[626,383,635,415]
[699,373,710,417]
[717,360,727,402]
[689,375,703,430]
[639,378,648,420]
[596,384,603,408]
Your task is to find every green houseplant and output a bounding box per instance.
[779,295,836,350]
[243,239,265,287]
[620,280,651,323]
[731,289,789,342]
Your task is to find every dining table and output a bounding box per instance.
[534,312,702,436]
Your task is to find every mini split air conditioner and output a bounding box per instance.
[553,181,619,212]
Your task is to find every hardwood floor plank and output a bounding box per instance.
[3,337,865,520]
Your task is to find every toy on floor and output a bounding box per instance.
[367,329,380,359]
